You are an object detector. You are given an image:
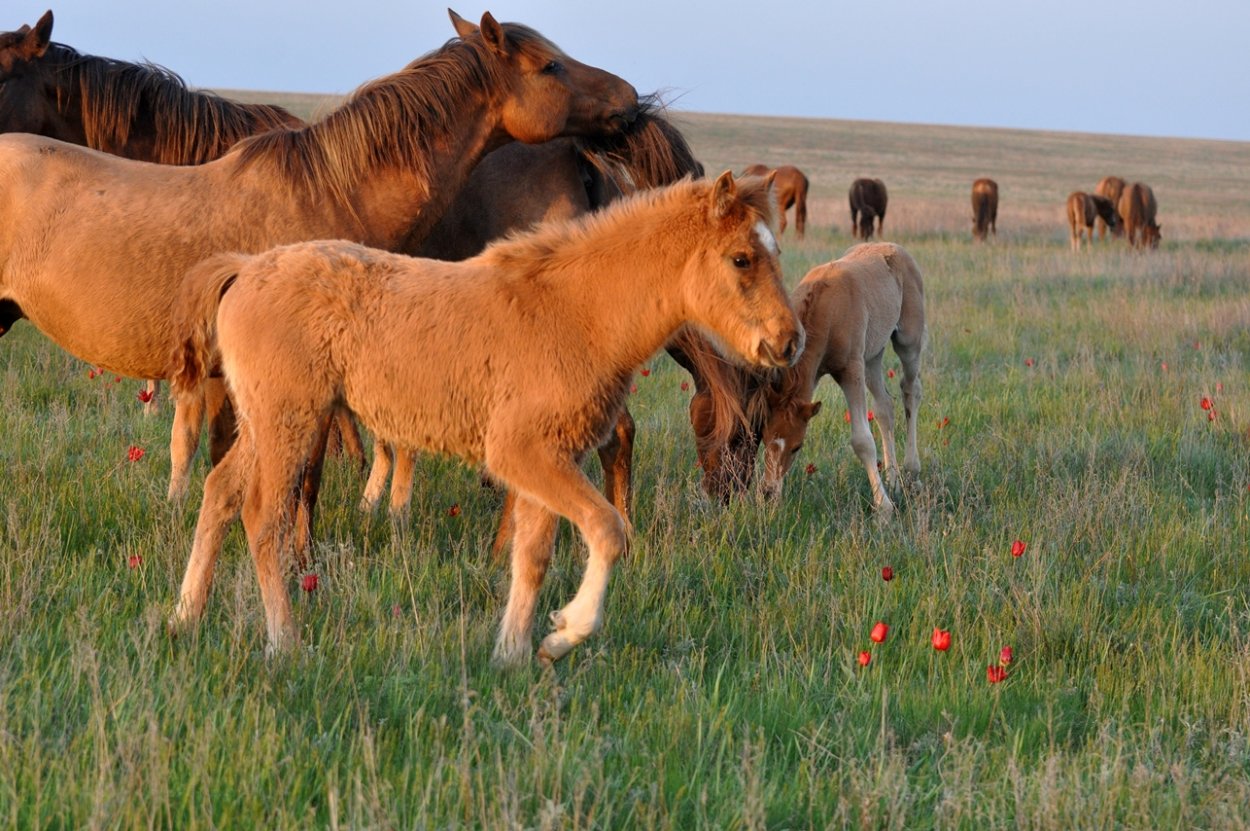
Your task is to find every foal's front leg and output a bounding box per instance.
[493,494,558,667]
[838,365,894,515]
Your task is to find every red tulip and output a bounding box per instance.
[680,380,690,392]
[937,416,950,429]
[137,389,154,404]
[301,574,319,593]
[870,622,888,643]
[1160,361,1168,372]
[1216,382,1224,393]
[113,375,122,383]
[1011,539,1026,558]
[641,368,651,377]
[1208,411,1216,422]
[804,463,816,475]
[986,665,1007,684]
[881,566,894,581]
[844,410,851,423]
[931,628,951,651]
[887,369,895,379]
[127,554,142,569]
[127,446,145,463]
[1200,396,1213,411]
[391,603,403,618]
[87,369,97,379]
[857,650,872,667]
[448,504,461,518]
[867,410,874,422]
[1024,357,1034,367]
[630,384,638,394]
[999,645,1014,666]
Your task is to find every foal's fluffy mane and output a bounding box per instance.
[476,174,775,273]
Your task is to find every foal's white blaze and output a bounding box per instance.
[754,221,780,256]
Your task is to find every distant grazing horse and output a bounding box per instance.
[971,178,998,241]
[0,11,639,506]
[1066,191,1119,250]
[1118,182,1161,249]
[743,163,809,238]
[0,9,303,420]
[1094,175,1126,239]
[758,243,925,514]
[167,173,803,665]
[849,178,888,239]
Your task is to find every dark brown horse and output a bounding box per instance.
[1118,182,1161,249]
[1094,176,1126,239]
[743,163,809,238]
[849,178,888,239]
[971,178,998,241]
[1066,191,1119,250]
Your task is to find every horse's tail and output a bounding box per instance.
[794,174,809,237]
[168,253,248,395]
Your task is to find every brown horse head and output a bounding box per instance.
[448,10,637,144]
[760,390,823,498]
[0,11,59,136]
[682,171,803,369]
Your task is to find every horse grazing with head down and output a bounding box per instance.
[743,163,809,238]
[758,243,925,514]
[849,178,888,240]
[0,10,639,504]
[1094,176,1126,239]
[1118,182,1161,250]
[168,172,803,666]
[1066,191,1119,250]
[971,178,998,241]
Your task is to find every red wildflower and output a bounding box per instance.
[680,380,690,392]
[857,650,872,667]
[1011,539,1027,558]
[127,446,145,463]
[867,410,874,422]
[1216,382,1224,393]
[937,416,950,429]
[640,368,651,377]
[137,389,154,404]
[881,566,894,581]
[447,503,461,517]
[301,574,319,593]
[986,665,1007,684]
[931,628,951,651]
[1024,357,1034,367]
[87,369,97,379]
[113,375,122,383]
[1161,361,1168,372]
[630,384,638,394]
[844,410,851,423]
[887,369,895,379]
[804,463,817,475]
[127,554,142,569]
[1208,410,1216,422]
[870,622,889,643]
[999,645,1014,666]
[1200,396,1213,411]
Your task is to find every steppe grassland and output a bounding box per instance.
[1,99,1248,827]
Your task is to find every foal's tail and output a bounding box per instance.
[167,253,249,395]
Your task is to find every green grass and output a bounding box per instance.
[2,111,1250,827]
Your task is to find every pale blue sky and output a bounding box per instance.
[9,1,1248,141]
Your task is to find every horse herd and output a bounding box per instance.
[0,10,934,666]
[1067,175,1161,251]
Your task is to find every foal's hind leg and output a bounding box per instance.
[489,443,627,665]
[838,363,894,515]
[596,408,635,531]
[864,350,900,490]
[493,494,558,667]
[389,448,417,516]
[170,426,256,629]
[893,333,924,476]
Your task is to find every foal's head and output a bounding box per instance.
[760,392,823,499]
[448,10,638,144]
[683,170,803,370]
[0,10,57,136]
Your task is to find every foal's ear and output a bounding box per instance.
[20,10,53,59]
[710,169,738,219]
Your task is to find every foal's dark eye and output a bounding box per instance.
[732,253,751,269]
[542,60,563,75]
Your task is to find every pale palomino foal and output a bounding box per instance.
[168,172,802,666]
[760,243,925,514]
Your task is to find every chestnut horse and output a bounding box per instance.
[849,178,888,239]
[168,172,803,665]
[1118,182,1161,249]
[971,178,998,241]
[759,243,925,514]
[743,163,809,238]
[1094,175,1126,239]
[1066,191,1119,250]
[0,9,303,419]
[0,11,639,502]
